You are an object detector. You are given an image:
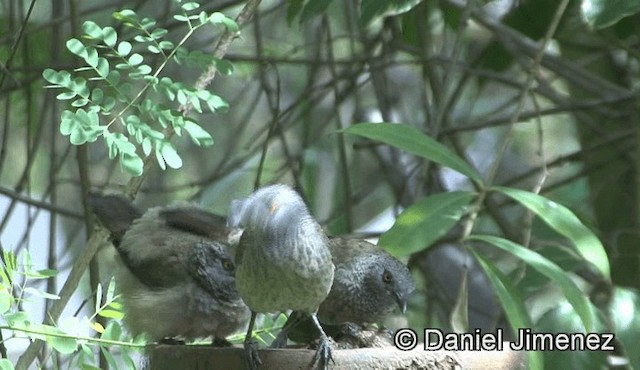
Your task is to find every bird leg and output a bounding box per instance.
[271,311,303,348]
[310,313,334,370]
[243,311,262,370]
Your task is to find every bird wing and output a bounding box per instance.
[159,207,229,240]
[328,237,381,266]
[90,193,142,246]
[134,256,186,288]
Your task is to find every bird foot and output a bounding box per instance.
[211,337,233,347]
[312,336,334,370]
[158,337,184,345]
[340,322,362,339]
[244,338,262,370]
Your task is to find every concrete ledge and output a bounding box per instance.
[146,343,527,370]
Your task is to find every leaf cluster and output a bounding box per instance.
[42,2,237,176]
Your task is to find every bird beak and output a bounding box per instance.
[395,292,408,314]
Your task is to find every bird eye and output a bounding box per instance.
[382,270,393,283]
[222,259,234,271]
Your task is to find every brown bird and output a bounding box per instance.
[276,237,415,347]
[90,193,249,344]
[228,184,335,370]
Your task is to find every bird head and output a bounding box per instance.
[364,256,416,316]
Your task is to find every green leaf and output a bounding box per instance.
[609,288,640,369]
[174,14,189,22]
[113,9,138,23]
[5,312,29,327]
[96,58,109,78]
[492,186,610,279]
[99,97,114,112]
[24,287,60,300]
[25,268,58,279]
[299,0,333,22]
[286,0,305,24]
[106,70,120,85]
[471,250,544,370]
[128,53,143,66]
[0,288,13,314]
[106,277,117,303]
[64,109,102,145]
[130,64,152,78]
[142,137,152,155]
[450,271,468,332]
[102,26,117,47]
[204,93,228,112]
[159,40,174,50]
[0,359,15,370]
[91,88,104,103]
[184,121,213,146]
[117,41,132,56]
[360,0,422,26]
[140,18,157,31]
[82,21,103,39]
[213,59,234,75]
[66,38,87,58]
[158,142,182,169]
[379,191,476,257]
[209,12,239,31]
[94,284,103,317]
[56,91,77,100]
[71,77,90,98]
[182,2,200,11]
[100,346,118,370]
[42,69,71,86]
[536,301,608,369]
[150,28,168,40]
[581,0,640,29]
[120,152,144,176]
[71,98,88,108]
[98,309,124,320]
[108,301,123,310]
[343,123,483,185]
[470,235,594,332]
[148,45,161,54]
[84,47,99,68]
[101,321,123,341]
[48,330,78,354]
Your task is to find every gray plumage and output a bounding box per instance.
[229,184,335,370]
[319,237,415,325]
[90,193,249,343]
[282,237,415,346]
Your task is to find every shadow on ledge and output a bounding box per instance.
[145,343,527,370]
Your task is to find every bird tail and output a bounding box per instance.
[89,193,142,246]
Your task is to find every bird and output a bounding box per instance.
[90,193,249,344]
[228,184,335,370]
[275,237,415,347]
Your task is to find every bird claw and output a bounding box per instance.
[312,336,334,370]
[271,329,289,348]
[244,338,262,370]
[340,322,362,339]
[158,337,184,345]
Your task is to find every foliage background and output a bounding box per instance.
[1,0,639,369]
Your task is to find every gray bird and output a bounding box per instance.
[90,193,249,344]
[228,184,335,370]
[277,237,415,347]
